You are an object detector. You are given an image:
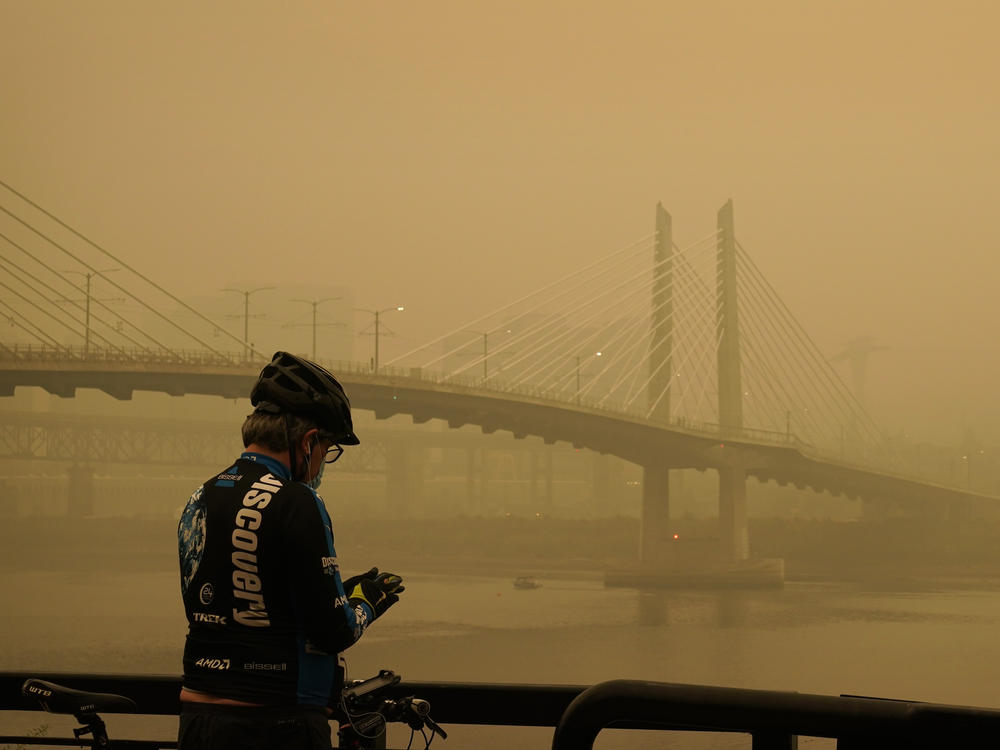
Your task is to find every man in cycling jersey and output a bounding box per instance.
[177,351,404,749]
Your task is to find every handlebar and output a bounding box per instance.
[20,670,446,750]
[338,669,448,747]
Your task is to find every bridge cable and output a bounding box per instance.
[579,235,718,413]
[617,241,719,417]
[389,231,657,368]
[0,278,102,354]
[636,263,719,421]
[0,183,246,357]
[444,242,656,382]
[676,250,726,422]
[0,231,161,351]
[449,229,720,387]
[735,259,845,446]
[737,300,821,441]
[494,233,720,392]
[427,227,719,381]
[651,256,720,423]
[610,253,714,415]
[735,243,886,455]
[741,250,878,456]
[496,238,715,393]
[0,248,153,353]
[0,298,69,350]
[427,238,654,377]
[431,237,656,376]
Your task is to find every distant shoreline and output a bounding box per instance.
[5,515,1000,591]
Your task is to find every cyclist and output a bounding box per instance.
[177,351,404,749]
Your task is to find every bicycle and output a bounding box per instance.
[20,677,141,748]
[21,670,445,750]
[336,669,447,750]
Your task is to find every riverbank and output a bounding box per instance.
[5,515,1000,588]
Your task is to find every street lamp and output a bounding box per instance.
[290,297,342,360]
[574,351,602,404]
[223,286,275,359]
[356,305,404,372]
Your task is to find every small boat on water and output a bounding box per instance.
[513,576,542,590]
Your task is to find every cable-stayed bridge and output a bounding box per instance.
[0,182,993,579]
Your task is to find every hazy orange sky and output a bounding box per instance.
[2,1,999,442]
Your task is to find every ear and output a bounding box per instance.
[300,428,320,453]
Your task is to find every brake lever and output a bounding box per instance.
[424,715,448,740]
[407,699,448,740]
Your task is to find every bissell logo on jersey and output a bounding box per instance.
[231,473,282,628]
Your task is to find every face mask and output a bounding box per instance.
[307,459,325,491]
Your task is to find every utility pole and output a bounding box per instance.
[223,286,275,360]
[290,297,342,359]
[464,330,490,381]
[63,268,120,355]
[356,305,404,372]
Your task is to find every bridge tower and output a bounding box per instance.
[640,203,674,564]
[716,199,749,561]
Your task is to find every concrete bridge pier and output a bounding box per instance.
[385,441,423,517]
[590,453,618,513]
[718,466,749,561]
[528,450,554,515]
[66,464,95,517]
[640,463,672,565]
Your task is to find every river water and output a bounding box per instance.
[3,570,1000,748]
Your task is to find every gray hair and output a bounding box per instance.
[241,411,318,451]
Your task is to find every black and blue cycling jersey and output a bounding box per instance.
[178,452,373,706]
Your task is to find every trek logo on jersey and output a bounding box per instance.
[193,612,228,625]
[231,473,282,628]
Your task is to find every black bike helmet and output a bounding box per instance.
[250,351,360,445]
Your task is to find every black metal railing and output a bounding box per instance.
[5,672,1000,748]
[552,679,1000,749]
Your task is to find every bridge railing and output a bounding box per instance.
[4,672,1000,749]
[1,345,960,486]
[0,343,257,367]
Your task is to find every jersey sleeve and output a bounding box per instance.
[282,487,373,654]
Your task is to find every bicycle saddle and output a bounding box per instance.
[22,678,137,714]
